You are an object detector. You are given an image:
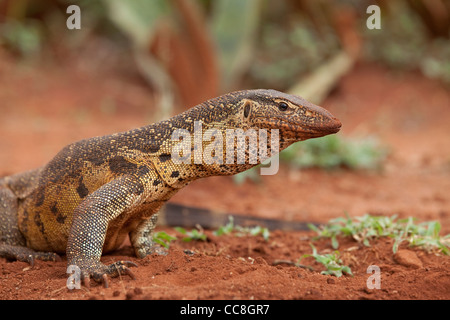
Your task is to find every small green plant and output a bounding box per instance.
[233,167,262,184]
[213,215,236,236]
[0,19,43,58]
[214,216,270,241]
[152,231,177,249]
[174,226,208,242]
[300,245,352,277]
[245,225,270,241]
[233,135,388,184]
[392,218,450,255]
[309,214,450,255]
[280,135,388,171]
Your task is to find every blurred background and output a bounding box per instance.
[1,0,449,111]
[0,0,449,227]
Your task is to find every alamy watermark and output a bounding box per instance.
[66,5,81,30]
[170,121,280,175]
[65,4,381,31]
[366,5,381,30]
[366,265,381,289]
[67,265,81,290]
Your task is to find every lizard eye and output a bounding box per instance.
[278,102,289,111]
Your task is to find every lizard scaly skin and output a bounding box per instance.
[0,89,341,287]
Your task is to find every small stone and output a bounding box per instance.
[364,287,373,294]
[125,292,134,300]
[393,250,423,269]
[327,278,335,284]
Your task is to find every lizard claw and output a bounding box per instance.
[102,274,109,288]
[121,265,136,281]
[78,260,138,288]
[108,260,137,279]
[100,262,136,288]
[0,244,60,267]
[16,253,34,267]
[83,275,91,288]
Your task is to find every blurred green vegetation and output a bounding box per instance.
[0,18,43,57]
[0,1,447,178]
[249,17,340,90]
[1,0,448,98]
[280,135,388,171]
[233,134,389,184]
[363,1,450,84]
[3,1,444,163]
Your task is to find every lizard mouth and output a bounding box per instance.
[273,116,342,137]
[305,116,342,134]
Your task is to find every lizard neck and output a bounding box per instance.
[117,90,298,185]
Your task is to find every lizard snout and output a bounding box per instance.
[322,116,342,134]
[302,104,342,136]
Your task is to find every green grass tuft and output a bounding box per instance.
[152,231,177,249]
[300,244,353,277]
[309,214,450,255]
[174,226,208,242]
[213,216,270,241]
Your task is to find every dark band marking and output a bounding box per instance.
[76,179,89,199]
[159,154,172,163]
[109,156,138,174]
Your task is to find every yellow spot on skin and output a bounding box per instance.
[305,110,313,117]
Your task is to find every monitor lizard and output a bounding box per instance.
[0,89,341,287]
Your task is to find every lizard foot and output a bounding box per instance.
[0,243,60,267]
[78,260,137,288]
[134,241,168,259]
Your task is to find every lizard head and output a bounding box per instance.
[233,89,341,143]
[164,89,342,177]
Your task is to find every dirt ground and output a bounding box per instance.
[0,49,449,300]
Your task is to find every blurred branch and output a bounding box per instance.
[104,0,170,48]
[103,0,175,117]
[288,50,353,105]
[104,0,221,112]
[149,0,219,109]
[407,0,450,38]
[210,0,263,91]
[133,49,175,120]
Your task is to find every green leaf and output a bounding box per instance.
[307,223,320,232]
[331,235,339,249]
[174,227,187,234]
[153,231,176,249]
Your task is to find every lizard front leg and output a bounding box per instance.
[66,175,143,287]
